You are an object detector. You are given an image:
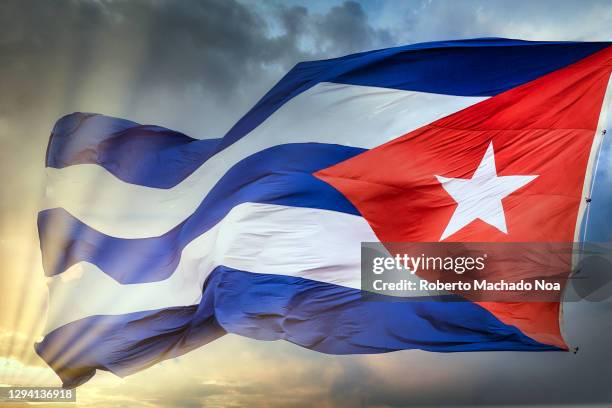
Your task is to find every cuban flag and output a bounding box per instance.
[37,38,612,387]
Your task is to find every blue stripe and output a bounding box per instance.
[36,266,560,388]
[331,39,610,96]
[46,40,609,188]
[36,305,225,388]
[46,113,222,189]
[39,143,362,283]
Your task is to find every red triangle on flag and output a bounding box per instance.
[315,46,612,349]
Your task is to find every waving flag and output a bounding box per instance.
[37,38,612,387]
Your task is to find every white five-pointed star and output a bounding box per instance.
[435,142,538,241]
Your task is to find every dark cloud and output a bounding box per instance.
[312,1,394,55]
[0,0,396,137]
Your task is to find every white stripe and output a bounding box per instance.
[42,83,487,238]
[44,203,432,335]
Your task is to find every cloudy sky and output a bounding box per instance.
[0,0,612,407]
